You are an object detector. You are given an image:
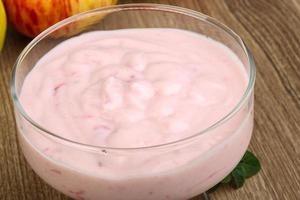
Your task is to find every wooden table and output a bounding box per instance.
[0,0,299,199]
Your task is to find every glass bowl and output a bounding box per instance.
[11,3,255,200]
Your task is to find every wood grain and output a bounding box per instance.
[0,0,299,199]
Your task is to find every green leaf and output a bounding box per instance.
[240,151,261,178]
[207,183,221,193]
[231,165,246,188]
[207,150,261,192]
[221,174,232,183]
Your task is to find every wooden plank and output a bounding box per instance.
[0,0,299,199]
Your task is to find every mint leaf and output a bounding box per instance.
[208,174,231,193]
[208,150,261,193]
[240,151,261,178]
[207,183,221,193]
[221,174,232,184]
[231,165,245,188]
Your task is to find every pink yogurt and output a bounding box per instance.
[17,28,253,200]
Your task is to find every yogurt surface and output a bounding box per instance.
[20,28,247,148]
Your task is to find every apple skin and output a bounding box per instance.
[0,0,7,51]
[3,0,118,38]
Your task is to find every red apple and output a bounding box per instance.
[3,0,118,38]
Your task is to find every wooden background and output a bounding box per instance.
[0,0,299,199]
